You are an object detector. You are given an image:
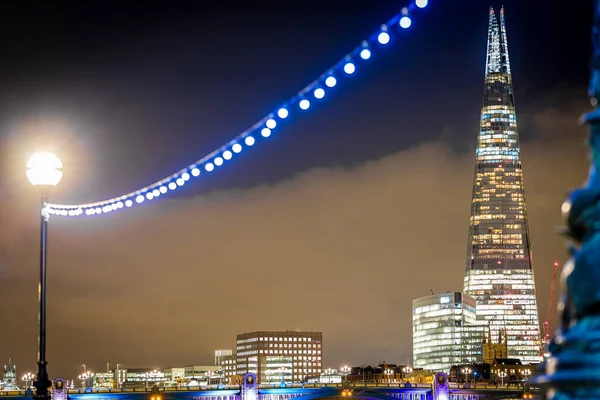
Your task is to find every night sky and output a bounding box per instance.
[0,0,592,380]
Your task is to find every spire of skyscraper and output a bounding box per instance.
[485,7,511,76]
[463,7,542,365]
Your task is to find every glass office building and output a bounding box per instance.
[412,292,485,372]
[463,7,542,364]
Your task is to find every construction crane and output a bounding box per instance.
[541,262,560,352]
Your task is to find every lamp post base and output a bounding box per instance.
[32,362,51,400]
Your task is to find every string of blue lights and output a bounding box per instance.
[49,0,430,217]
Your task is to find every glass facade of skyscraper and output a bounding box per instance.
[463,7,542,365]
[412,292,485,372]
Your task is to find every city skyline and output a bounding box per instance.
[463,7,542,364]
[0,1,591,378]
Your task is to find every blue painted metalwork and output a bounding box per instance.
[532,2,600,399]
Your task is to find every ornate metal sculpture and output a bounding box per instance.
[532,2,600,398]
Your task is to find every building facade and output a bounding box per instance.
[215,350,233,366]
[236,331,322,384]
[462,7,542,365]
[482,327,508,364]
[412,292,485,372]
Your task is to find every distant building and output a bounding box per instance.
[162,368,185,387]
[2,358,17,390]
[490,358,533,384]
[214,350,233,366]
[236,330,322,384]
[412,292,485,372]
[482,327,508,364]
[462,6,542,364]
[183,365,221,386]
[219,355,237,383]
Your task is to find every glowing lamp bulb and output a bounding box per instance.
[277,108,288,119]
[261,128,271,137]
[214,157,223,166]
[168,182,177,190]
[343,62,355,74]
[232,143,242,153]
[377,31,390,44]
[223,151,232,160]
[400,16,412,29]
[314,88,325,99]
[245,136,255,146]
[416,0,428,8]
[360,49,371,60]
[26,152,63,186]
[325,76,337,88]
[205,163,215,172]
[299,99,310,110]
[266,119,277,129]
[135,195,144,204]
[125,200,133,207]
[191,167,200,176]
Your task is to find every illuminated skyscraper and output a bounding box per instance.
[463,7,542,364]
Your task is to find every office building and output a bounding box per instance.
[412,292,485,372]
[462,6,542,364]
[236,331,322,383]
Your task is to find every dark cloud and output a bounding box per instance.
[0,85,590,378]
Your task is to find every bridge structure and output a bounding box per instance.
[0,374,537,400]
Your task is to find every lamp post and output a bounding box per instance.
[22,373,34,390]
[340,365,350,385]
[402,366,412,383]
[498,371,507,386]
[461,367,472,384]
[78,371,93,390]
[26,152,63,400]
[360,364,366,386]
[522,369,531,384]
[384,369,393,384]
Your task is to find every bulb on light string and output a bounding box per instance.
[378,31,390,45]
[266,119,277,129]
[343,62,356,74]
[277,108,289,119]
[299,99,310,110]
[400,16,412,29]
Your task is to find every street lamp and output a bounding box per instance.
[402,366,412,383]
[205,371,213,387]
[27,152,63,400]
[78,371,93,390]
[384,369,393,384]
[461,367,472,383]
[340,366,351,384]
[522,369,531,383]
[22,372,35,390]
[498,371,507,386]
